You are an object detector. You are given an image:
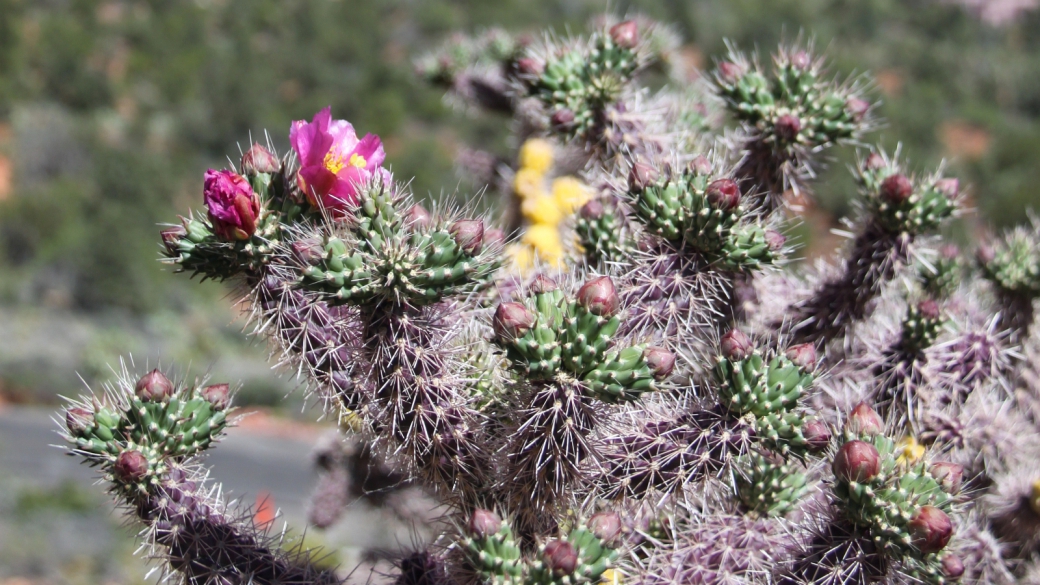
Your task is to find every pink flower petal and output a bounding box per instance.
[290,107,335,166]
[299,165,339,207]
[351,133,385,168]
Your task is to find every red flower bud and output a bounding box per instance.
[909,506,954,554]
[241,143,281,176]
[483,228,506,246]
[204,169,261,241]
[588,511,622,544]
[404,204,432,229]
[880,174,913,204]
[516,57,544,77]
[628,162,658,193]
[845,97,871,122]
[706,179,741,211]
[918,299,942,320]
[493,302,535,340]
[450,219,485,255]
[802,419,832,453]
[467,509,502,539]
[550,109,576,131]
[935,178,959,198]
[66,407,94,436]
[543,540,578,576]
[136,369,174,402]
[576,276,620,317]
[580,199,605,220]
[785,343,817,370]
[717,61,745,84]
[201,384,231,411]
[160,225,187,256]
[114,449,150,482]
[721,329,753,361]
[609,20,639,50]
[765,230,786,251]
[529,274,558,294]
[864,153,887,171]
[292,237,325,266]
[941,554,965,580]
[689,155,713,176]
[846,402,884,436]
[832,440,881,483]
[930,462,964,494]
[775,114,802,142]
[643,347,676,379]
[790,51,812,70]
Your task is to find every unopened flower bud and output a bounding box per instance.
[450,219,484,255]
[643,347,676,379]
[976,244,995,265]
[609,20,639,50]
[832,440,880,483]
[66,407,94,436]
[404,204,432,229]
[930,462,964,494]
[516,57,543,77]
[580,199,605,220]
[201,384,231,410]
[292,237,325,266]
[717,61,745,84]
[790,51,812,70]
[114,449,150,482]
[880,174,913,204]
[864,153,887,171]
[529,274,558,294]
[775,114,802,141]
[846,402,884,436]
[721,328,754,361]
[576,276,619,317]
[628,162,658,193]
[918,299,942,320]
[136,369,174,402]
[706,178,741,211]
[802,419,832,452]
[846,97,870,122]
[941,554,965,580]
[160,226,187,256]
[909,506,954,553]
[543,540,578,576]
[689,155,712,176]
[550,108,576,131]
[204,169,260,241]
[467,509,502,539]
[935,178,959,198]
[785,343,817,370]
[765,230,786,251]
[588,511,622,544]
[241,143,280,175]
[483,228,506,246]
[493,303,535,340]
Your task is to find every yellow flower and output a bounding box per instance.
[507,243,536,272]
[522,194,565,226]
[551,176,591,215]
[514,168,546,200]
[896,436,925,466]
[519,138,555,175]
[523,224,565,267]
[1031,479,1040,514]
[600,569,621,585]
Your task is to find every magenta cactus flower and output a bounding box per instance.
[203,169,260,241]
[290,106,390,214]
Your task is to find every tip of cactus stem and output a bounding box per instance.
[483,228,506,246]
[845,97,870,122]
[516,57,543,77]
[450,219,484,255]
[720,328,754,361]
[930,462,964,494]
[918,299,941,320]
[706,179,741,210]
[550,108,576,132]
[790,50,812,70]
[880,174,913,204]
[628,162,658,193]
[467,509,502,539]
[846,402,883,436]
[493,302,535,340]
[160,226,187,256]
[576,276,620,317]
[135,369,174,402]
[609,20,639,49]
[718,61,744,84]
[864,153,887,171]
[588,511,622,544]
[775,114,802,142]
[832,440,880,484]
[935,178,959,198]
[689,155,712,176]
[643,347,676,379]
[765,230,786,251]
[802,419,832,452]
[785,343,817,370]
[580,199,605,220]
[65,407,93,436]
[201,384,231,410]
[114,449,150,482]
[908,506,953,554]
[291,237,325,266]
[241,143,280,175]
[529,273,558,294]
[941,554,965,580]
[543,540,578,576]
[404,204,432,229]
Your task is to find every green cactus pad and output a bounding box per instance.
[575,202,630,266]
[736,453,810,517]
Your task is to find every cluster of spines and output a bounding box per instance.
[978,219,1040,337]
[575,198,631,267]
[735,452,811,518]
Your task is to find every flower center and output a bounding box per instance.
[348,153,367,169]
[323,152,368,175]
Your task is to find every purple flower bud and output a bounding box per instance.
[588,511,622,544]
[529,274,558,294]
[880,174,913,204]
[551,109,576,131]
[790,51,812,70]
[493,302,535,340]
[404,204,432,229]
[802,419,832,453]
[160,225,187,256]
[201,384,231,411]
[516,57,544,77]
[66,407,94,436]
[450,219,485,255]
[292,237,325,266]
[543,540,578,576]
[576,276,620,317]
[941,554,965,580]
[785,343,817,370]
[976,244,995,265]
[706,179,741,211]
[240,143,281,176]
[846,402,884,436]
[483,228,506,246]
[136,369,174,402]
[609,20,639,50]
[930,462,964,494]
[717,61,745,84]
[628,162,658,193]
[918,299,942,320]
[775,114,802,142]
[689,155,712,176]
[909,506,954,553]
[765,230,786,251]
[845,97,871,122]
[114,449,150,482]
[467,509,502,539]
[721,329,753,361]
[935,178,959,198]
[643,347,676,379]
[580,199,605,220]
[204,169,261,241]
[832,440,880,483]
[864,153,887,171]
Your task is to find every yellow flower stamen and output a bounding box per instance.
[348,153,367,169]
[896,436,925,466]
